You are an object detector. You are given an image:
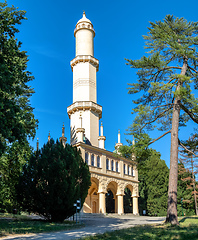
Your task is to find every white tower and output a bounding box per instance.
[67,12,102,146]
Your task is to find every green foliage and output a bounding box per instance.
[120,136,169,216]
[177,163,196,216]
[139,150,169,216]
[126,14,198,140]
[17,139,91,222]
[0,2,38,156]
[0,140,32,213]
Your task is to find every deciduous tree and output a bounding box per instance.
[0,2,38,156]
[126,15,198,224]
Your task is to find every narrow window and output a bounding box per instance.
[124,164,126,174]
[111,160,114,171]
[97,156,100,168]
[91,154,94,166]
[106,158,109,170]
[128,165,130,175]
[85,152,89,164]
[131,166,134,176]
[116,162,119,172]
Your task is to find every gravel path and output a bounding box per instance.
[1,214,165,240]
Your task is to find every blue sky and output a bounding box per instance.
[6,0,198,168]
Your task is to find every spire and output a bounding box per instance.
[100,121,103,136]
[79,112,82,128]
[62,123,65,137]
[59,124,67,147]
[132,136,135,146]
[48,131,51,142]
[36,138,39,151]
[118,129,121,143]
[83,10,86,17]
[98,121,106,149]
[115,129,123,154]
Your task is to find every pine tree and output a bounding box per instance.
[126,15,198,225]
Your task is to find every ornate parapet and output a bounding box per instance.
[67,101,102,119]
[70,55,99,71]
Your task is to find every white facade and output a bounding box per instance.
[67,12,101,147]
[66,12,139,214]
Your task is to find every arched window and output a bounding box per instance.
[106,158,109,170]
[97,156,100,168]
[85,152,89,164]
[124,164,126,174]
[91,154,94,166]
[111,160,114,171]
[128,165,130,175]
[116,162,119,172]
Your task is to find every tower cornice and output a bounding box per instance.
[70,55,99,72]
[67,101,102,119]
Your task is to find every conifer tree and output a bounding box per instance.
[126,15,198,224]
[17,139,91,222]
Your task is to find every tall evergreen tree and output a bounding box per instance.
[17,139,91,222]
[126,15,198,224]
[0,2,38,156]
[120,139,169,216]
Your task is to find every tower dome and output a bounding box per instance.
[74,11,95,38]
[77,11,92,24]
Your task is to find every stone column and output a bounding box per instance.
[132,196,139,215]
[99,192,106,213]
[117,194,124,214]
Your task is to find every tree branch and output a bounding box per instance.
[178,139,198,157]
[140,107,172,131]
[188,65,198,74]
[152,103,173,111]
[179,103,198,124]
[148,130,171,145]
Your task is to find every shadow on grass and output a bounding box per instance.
[83,224,198,240]
[179,216,198,223]
[0,218,81,237]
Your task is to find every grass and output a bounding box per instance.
[0,213,82,237]
[81,216,198,240]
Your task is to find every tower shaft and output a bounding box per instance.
[67,12,102,147]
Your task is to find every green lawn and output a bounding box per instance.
[81,217,198,240]
[1,214,198,239]
[0,213,81,237]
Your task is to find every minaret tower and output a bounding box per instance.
[67,12,102,146]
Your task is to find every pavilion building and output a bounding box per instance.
[65,12,139,214]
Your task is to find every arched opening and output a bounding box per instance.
[124,185,133,213]
[106,190,115,213]
[84,177,99,213]
[105,181,117,213]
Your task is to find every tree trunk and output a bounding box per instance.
[166,59,187,225]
